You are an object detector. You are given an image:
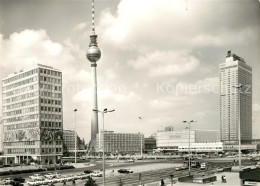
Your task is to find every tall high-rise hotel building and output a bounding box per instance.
[219,51,252,144]
[2,64,63,163]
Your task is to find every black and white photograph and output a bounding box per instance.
[0,0,260,185]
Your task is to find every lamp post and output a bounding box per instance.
[93,108,115,186]
[233,83,244,169]
[183,120,197,175]
[138,117,143,157]
[74,109,77,165]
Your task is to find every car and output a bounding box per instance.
[127,159,134,162]
[29,174,44,181]
[84,170,93,174]
[118,169,133,173]
[2,178,12,184]
[200,163,207,170]
[91,171,103,177]
[175,166,188,171]
[44,173,55,179]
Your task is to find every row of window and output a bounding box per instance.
[41,106,62,112]
[40,76,61,84]
[4,107,38,117]
[42,141,62,145]
[41,121,62,128]
[40,68,61,77]
[4,99,38,111]
[4,84,38,98]
[42,148,62,153]
[40,91,62,98]
[3,91,38,104]
[7,148,37,154]
[40,113,62,120]
[4,76,38,91]
[3,69,39,85]
[4,122,39,131]
[41,98,62,105]
[40,84,61,91]
[5,114,39,123]
[4,141,36,146]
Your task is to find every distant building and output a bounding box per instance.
[144,138,156,153]
[96,131,144,154]
[2,64,63,164]
[164,126,174,132]
[219,51,252,144]
[178,142,223,152]
[63,130,76,152]
[223,144,256,151]
[0,119,3,153]
[156,129,220,153]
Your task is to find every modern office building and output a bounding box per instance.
[2,64,63,164]
[219,51,252,144]
[96,131,144,154]
[156,129,220,152]
[63,129,76,152]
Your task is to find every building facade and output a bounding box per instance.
[219,51,252,144]
[63,130,76,152]
[144,137,156,153]
[0,119,3,153]
[2,64,63,164]
[96,131,144,154]
[156,129,220,152]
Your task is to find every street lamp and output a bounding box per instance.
[93,108,115,186]
[74,109,77,165]
[138,117,143,157]
[233,83,244,169]
[183,120,197,175]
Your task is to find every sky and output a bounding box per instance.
[0,0,260,142]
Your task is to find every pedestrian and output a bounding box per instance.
[161,179,165,186]
[72,180,76,185]
[63,180,66,185]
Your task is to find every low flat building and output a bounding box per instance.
[156,129,220,153]
[223,144,257,151]
[96,131,144,154]
[178,142,223,152]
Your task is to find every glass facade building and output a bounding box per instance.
[2,64,63,163]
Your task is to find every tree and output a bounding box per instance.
[85,176,98,186]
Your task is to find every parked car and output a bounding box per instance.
[84,170,93,174]
[29,174,44,181]
[175,166,188,171]
[118,169,133,173]
[44,173,55,179]
[2,178,12,184]
[91,171,103,177]
[200,163,207,170]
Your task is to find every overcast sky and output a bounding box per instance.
[0,0,260,142]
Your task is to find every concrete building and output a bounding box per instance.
[96,131,144,154]
[219,51,252,144]
[156,129,220,152]
[2,64,63,164]
[63,130,76,152]
[0,119,3,153]
[144,137,156,153]
[178,142,223,152]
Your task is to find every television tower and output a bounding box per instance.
[86,0,101,150]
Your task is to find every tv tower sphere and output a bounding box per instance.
[86,35,101,62]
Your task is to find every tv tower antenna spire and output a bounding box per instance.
[87,0,101,151]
